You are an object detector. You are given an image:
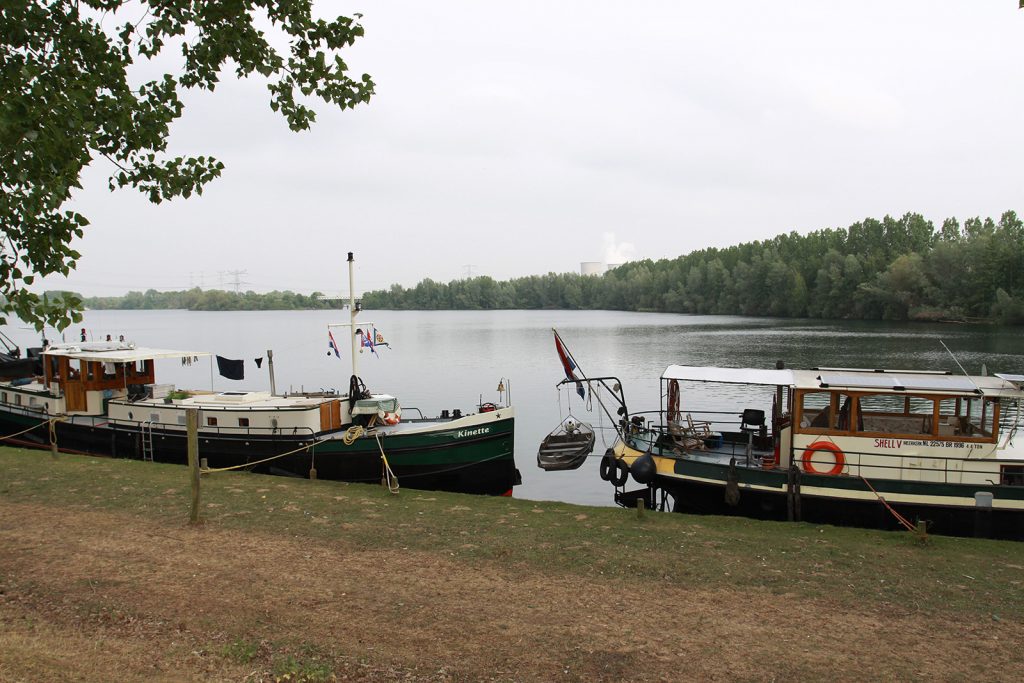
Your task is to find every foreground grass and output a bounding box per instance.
[2,446,1022,623]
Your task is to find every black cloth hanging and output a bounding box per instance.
[216,355,244,380]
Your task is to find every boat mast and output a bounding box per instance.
[348,251,358,379]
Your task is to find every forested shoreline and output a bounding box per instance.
[81,289,339,311]
[80,212,1024,324]
[362,211,1024,324]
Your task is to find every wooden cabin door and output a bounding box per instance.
[65,379,86,412]
[319,400,341,431]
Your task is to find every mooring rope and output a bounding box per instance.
[0,415,67,442]
[342,424,364,445]
[860,475,921,535]
[201,440,318,473]
[374,432,400,494]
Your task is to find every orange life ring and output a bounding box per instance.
[378,410,400,425]
[802,441,845,476]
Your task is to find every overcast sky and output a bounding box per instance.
[39,1,1024,297]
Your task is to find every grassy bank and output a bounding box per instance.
[2,446,1023,681]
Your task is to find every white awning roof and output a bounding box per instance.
[662,365,795,386]
[43,344,210,363]
[817,372,980,393]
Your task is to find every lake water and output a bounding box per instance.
[9,310,1023,506]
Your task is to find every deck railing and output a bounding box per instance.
[630,408,1021,487]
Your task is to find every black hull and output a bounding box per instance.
[0,413,519,497]
[618,476,1024,541]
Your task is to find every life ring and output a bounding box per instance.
[667,379,680,424]
[612,459,630,487]
[599,450,615,481]
[801,441,845,476]
[480,402,497,413]
[378,410,401,425]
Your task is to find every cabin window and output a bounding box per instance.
[177,415,187,425]
[1001,466,1024,486]
[798,391,830,431]
[1,392,7,403]
[936,398,965,436]
[150,412,160,422]
[238,417,250,427]
[797,391,853,433]
[28,397,38,407]
[856,394,934,436]
[207,416,218,427]
[14,394,21,406]
[966,397,997,438]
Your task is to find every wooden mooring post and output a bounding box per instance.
[187,408,200,524]
[49,419,58,460]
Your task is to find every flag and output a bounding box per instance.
[553,331,585,399]
[328,330,341,358]
[356,328,378,357]
[216,355,244,381]
[373,327,390,348]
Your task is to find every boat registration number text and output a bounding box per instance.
[874,438,966,449]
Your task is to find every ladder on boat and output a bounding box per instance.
[141,421,154,462]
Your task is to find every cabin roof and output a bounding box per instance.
[43,343,210,364]
[662,365,795,386]
[663,365,1024,397]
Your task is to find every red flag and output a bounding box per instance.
[554,331,585,399]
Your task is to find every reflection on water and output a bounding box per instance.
[9,310,1022,507]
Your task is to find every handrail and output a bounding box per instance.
[629,422,1018,484]
[106,416,318,440]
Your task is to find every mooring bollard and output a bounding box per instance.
[974,491,993,539]
[637,496,645,519]
[49,419,58,460]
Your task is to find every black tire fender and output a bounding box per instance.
[612,459,630,487]
[599,450,615,481]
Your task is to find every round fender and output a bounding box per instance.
[801,441,845,476]
[599,450,615,481]
[612,459,630,487]
[630,451,657,485]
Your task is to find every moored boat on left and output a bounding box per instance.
[0,254,519,496]
[0,340,518,495]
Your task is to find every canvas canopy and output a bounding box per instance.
[662,365,795,386]
[43,345,210,364]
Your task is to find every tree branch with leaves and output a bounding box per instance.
[0,1,374,330]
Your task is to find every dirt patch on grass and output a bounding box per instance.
[1,501,1021,682]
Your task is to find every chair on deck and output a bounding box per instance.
[670,413,711,453]
[739,409,765,464]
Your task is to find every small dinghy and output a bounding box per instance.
[537,416,595,471]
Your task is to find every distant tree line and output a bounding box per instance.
[82,288,340,311]
[361,211,1024,324]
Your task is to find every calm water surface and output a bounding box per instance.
[10,310,1023,506]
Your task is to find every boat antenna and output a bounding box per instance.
[940,339,971,377]
[939,339,981,393]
